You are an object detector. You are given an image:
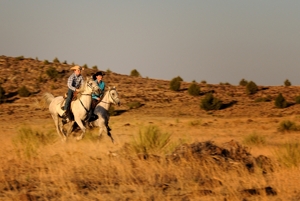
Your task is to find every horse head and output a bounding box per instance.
[79,77,100,96]
[107,86,120,106]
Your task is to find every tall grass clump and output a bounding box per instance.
[275,141,300,168]
[246,81,258,95]
[188,81,200,96]
[243,133,266,146]
[12,126,56,159]
[200,93,222,111]
[275,93,288,108]
[278,120,299,132]
[129,125,172,156]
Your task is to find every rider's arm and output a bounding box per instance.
[67,74,76,91]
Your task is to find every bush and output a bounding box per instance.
[43,60,49,65]
[127,101,142,109]
[284,79,291,86]
[46,66,59,79]
[92,65,98,70]
[278,120,298,132]
[130,69,141,77]
[239,78,248,86]
[188,82,200,96]
[246,81,258,95]
[275,93,288,108]
[295,95,300,104]
[0,85,5,103]
[200,93,222,111]
[53,57,60,63]
[170,77,181,91]
[18,86,31,97]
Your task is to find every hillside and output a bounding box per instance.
[1,55,300,121]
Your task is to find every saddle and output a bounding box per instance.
[63,91,79,101]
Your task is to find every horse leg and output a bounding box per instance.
[65,121,75,138]
[75,118,86,141]
[52,114,67,142]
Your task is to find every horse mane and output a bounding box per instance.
[76,77,91,99]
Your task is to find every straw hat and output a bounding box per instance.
[70,65,84,71]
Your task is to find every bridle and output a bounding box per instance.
[101,88,119,105]
[79,80,100,113]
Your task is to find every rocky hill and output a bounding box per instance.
[1,55,300,119]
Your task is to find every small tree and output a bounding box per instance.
[200,93,222,111]
[170,77,181,91]
[239,78,248,86]
[188,81,200,96]
[246,81,258,95]
[275,93,288,108]
[284,79,291,87]
[130,69,141,77]
[18,86,31,97]
[0,85,6,103]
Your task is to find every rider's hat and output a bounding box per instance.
[70,65,84,71]
[93,71,105,80]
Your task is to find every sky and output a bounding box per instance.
[1,1,300,86]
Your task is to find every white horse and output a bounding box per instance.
[43,77,100,142]
[90,86,120,143]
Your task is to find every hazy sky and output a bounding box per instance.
[1,1,300,85]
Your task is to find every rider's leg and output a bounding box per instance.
[62,89,73,119]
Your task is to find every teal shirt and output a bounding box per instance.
[92,80,105,100]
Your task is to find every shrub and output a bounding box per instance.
[0,85,5,103]
[18,86,31,97]
[275,93,288,108]
[254,95,272,102]
[200,93,222,111]
[284,79,291,86]
[278,120,298,132]
[16,56,24,60]
[243,133,266,146]
[53,57,60,63]
[295,95,300,104]
[46,66,59,79]
[275,141,300,168]
[188,82,200,96]
[127,101,142,109]
[239,78,248,86]
[83,64,88,69]
[200,80,207,84]
[170,77,181,91]
[43,60,49,65]
[92,65,98,70]
[246,81,258,95]
[130,69,141,77]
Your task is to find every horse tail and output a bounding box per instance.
[43,92,55,106]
